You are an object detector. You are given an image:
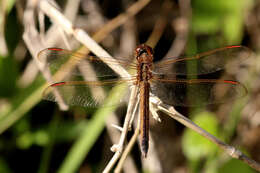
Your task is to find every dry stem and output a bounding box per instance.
[150,96,260,172]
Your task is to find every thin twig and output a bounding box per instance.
[150,96,260,172]
[146,0,173,48]
[164,0,191,58]
[103,86,139,173]
[63,0,81,21]
[0,0,8,56]
[17,60,39,87]
[114,113,141,173]
[91,0,151,42]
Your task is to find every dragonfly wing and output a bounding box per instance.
[37,48,137,81]
[150,77,247,106]
[153,46,252,76]
[38,48,137,107]
[43,79,134,108]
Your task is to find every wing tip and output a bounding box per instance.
[225,45,242,49]
[47,47,64,51]
[50,82,66,87]
[42,82,66,98]
[226,45,252,53]
[223,80,239,85]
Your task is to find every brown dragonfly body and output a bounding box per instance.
[135,44,154,157]
[38,43,251,158]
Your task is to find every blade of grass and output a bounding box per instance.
[37,112,60,173]
[0,77,46,134]
[57,82,128,173]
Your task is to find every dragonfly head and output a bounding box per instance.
[135,44,154,63]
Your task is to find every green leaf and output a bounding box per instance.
[223,13,243,44]
[182,111,219,160]
[191,0,252,43]
[218,159,255,173]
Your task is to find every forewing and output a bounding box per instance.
[37,48,137,81]
[153,46,252,76]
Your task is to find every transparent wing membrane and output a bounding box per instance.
[153,46,252,76]
[43,79,133,107]
[150,77,247,106]
[38,48,137,81]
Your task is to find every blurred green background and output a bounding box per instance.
[0,0,259,173]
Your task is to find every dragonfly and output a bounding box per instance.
[38,44,251,157]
